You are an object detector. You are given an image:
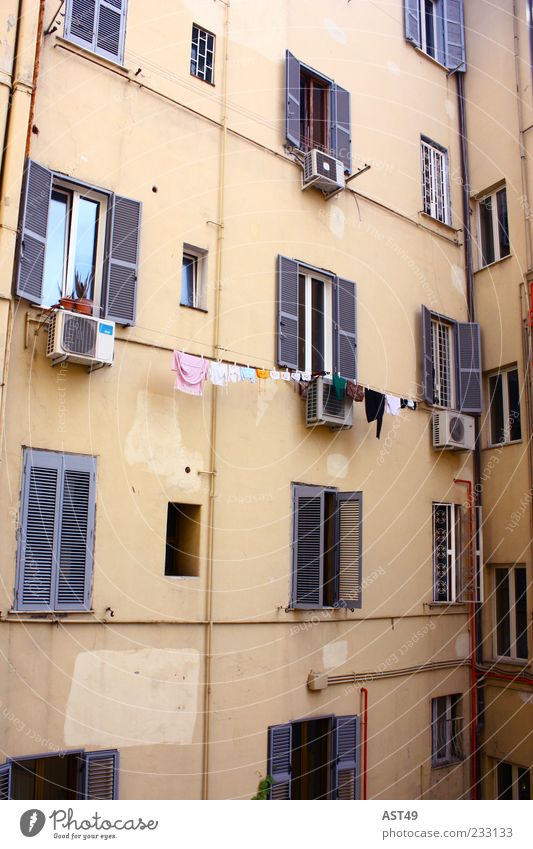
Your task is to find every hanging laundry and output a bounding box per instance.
[210,361,229,387]
[270,370,281,380]
[301,372,312,382]
[332,373,347,401]
[228,364,241,383]
[401,398,417,410]
[365,389,386,439]
[281,371,291,381]
[346,382,365,402]
[385,394,401,416]
[291,371,301,382]
[241,366,256,383]
[172,351,209,396]
[256,368,269,380]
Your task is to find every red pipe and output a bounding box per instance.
[480,670,533,686]
[454,478,478,800]
[360,686,368,800]
[25,0,46,159]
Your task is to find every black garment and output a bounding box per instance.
[365,389,386,438]
[400,398,417,410]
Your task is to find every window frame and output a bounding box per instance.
[431,694,464,767]
[0,749,119,800]
[421,136,451,226]
[430,315,456,409]
[492,564,529,661]
[298,267,333,374]
[476,186,510,268]
[180,244,208,312]
[190,24,216,85]
[486,366,522,447]
[432,502,463,604]
[420,0,440,60]
[495,760,531,800]
[64,0,128,66]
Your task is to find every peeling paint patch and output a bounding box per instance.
[387,61,401,76]
[327,453,349,478]
[328,205,345,239]
[451,264,465,295]
[64,649,200,747]
[455,634,469,658]
[323,640,348,669]
[445,98,455,117]
[324,18,347,44]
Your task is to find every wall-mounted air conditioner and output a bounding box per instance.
[306,377,353,429]
[302,150,345,194]
[432,410,475,451]
[47,311,115,368]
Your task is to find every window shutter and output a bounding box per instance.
[277,255,299,369]
[443,0,466,72]
[456,321,482,414]
[84,750,119,799]
[331,84,351,173]
[334,715,359,800]
[285,50,301,148]
[65,0,97,51]
[336,492,362,610]
[421,305,434,404]
[292,485,324,608]
[268,724,292,800]
[16,449,61,611]
[96,0,127,64]
[15,160,52,304]
[0,763,12,799]
[56,454,96,611]
[404,0,421,47]
[102,194,141,325]
[333,277,357,381]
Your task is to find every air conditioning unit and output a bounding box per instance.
[432,410,475,451]
[302,150,345,193]
[47,311,115,367]
[306,377,353,429]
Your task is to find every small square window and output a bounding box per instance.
[165,503,201,577]
[180,245,207,311]
[487,366,521,445]
[477,186,510,267]
[191,25,215,84]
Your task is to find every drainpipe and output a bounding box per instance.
[24,0,45,159]
[360,687,368,800]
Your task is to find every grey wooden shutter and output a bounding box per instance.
[336,492,362,610]
[0,763,12,800]
[443,0,466,71]
[65,0,97,51]
[285,50,301,147]
[334,715,359,800]
[103,194,141,325]
[15,160,52,304]
[331,84,351,173]
[277,255,299,369]
[292,485,324,608]
[404,0,421,46]
[56,453,96,610]
[268,724,292,800]
[16,449,61,611]
[96,0,127,64]
[84,750,119,799]
[421,305,435,404]
[333,277,357,381]
[456,321,482,413]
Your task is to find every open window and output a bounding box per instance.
[421,136,451,225]
[493,565,529,660]
[0,750,118,800]
[421,306,482,414]
[404,0,466,71]
[165,503,201,578]
[431,694,464,766]
[180,245,207,311]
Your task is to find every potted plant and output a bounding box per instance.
[59,271,94,316]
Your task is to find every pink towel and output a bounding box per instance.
[172,351,209,396]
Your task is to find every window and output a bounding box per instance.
[14,448,96,612]
[16,160,141,325]
[433,503,464,603]
[421,137,451,225]
[421,306,482,414]
[496,762,531,800]
[268,715,359,800]
[285,51,351,173]
[278,256,357,380]
[488,367,521,445]
[431,694,463,766]
[65,0,128,65]
[477,187,510,267]
[494,565,529,660]
[404,0,466,71]
[291,484,362,609]
[0,750,118,800]
[165,503,201,577]
[180,246,207,311]
[190,25,215,84]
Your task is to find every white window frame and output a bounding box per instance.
[299,269,333,374]
[432,503,462,603]
[420,0,439,59]
[477,186,510,268]
[493,564,529,661]
[495,760,531,800]
[421,137,451,225]
[430,316,456,408]
[487,366,521,447]
[191,24,215,84]
[431,694,463,767]
[181,244,207,311]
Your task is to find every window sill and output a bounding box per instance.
[179,304,208,314]
[54,36,130,76]
[474,253,512,274]
[164,575,200,580]
[410,43,449,73]
[431,758,464,770]
[489,657,530,668]
[485,438,522,450]
[190,72,215,87]
[419,211,458,234]
[425,602,469,611]
[7,609,94,619]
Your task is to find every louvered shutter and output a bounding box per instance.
[102,194,141,325]
[292,485,324,608]
[15,160,52,304]
[331,84,351,173]
[84,750,119,799]
[56,454,96,610]
[333,277,357,381]
[0,763,12,800]
[267,724,292,800]
[456,321,482,413]
[16,449,61,611]
[65,0,97,50]
[96,0,127,64]
[334,715,359,800]
[443,0,466,72]
[277,255,299,369]
[421,305,434,404]
[404,0,421,46]
[285,51,301,147]
[336,492,362,610]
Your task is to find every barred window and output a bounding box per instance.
[421,137,451,225]
[191,25,215,84]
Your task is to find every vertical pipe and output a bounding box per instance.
[360,687,368,800]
